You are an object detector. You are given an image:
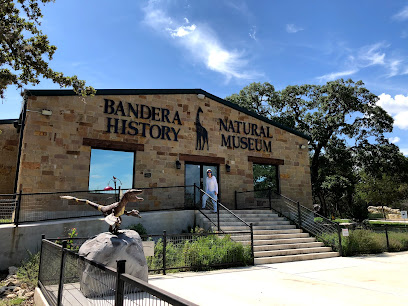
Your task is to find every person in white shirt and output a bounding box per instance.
[202,169,218,213]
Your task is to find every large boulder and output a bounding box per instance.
[78,230,148,297]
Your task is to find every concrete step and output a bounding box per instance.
[254,247,333,257]
[253,233,309,240]
[254,252,339,264]
[204,220,291,226]
[203,220,290,229]
[254,237,316,246]
[253,229,302,235]
[252,225,297,230]
[226,213,279,219]
[218,225,296,231]
[228,210,272,214]
[205,216,285,222]
[254,241,325,252]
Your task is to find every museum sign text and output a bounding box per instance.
[103,99,182,141]
[219,118,273,152]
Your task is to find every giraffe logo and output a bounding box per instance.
[195,107,209,150]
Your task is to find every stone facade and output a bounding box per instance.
[11,89,313,209]
[0,122,19,194]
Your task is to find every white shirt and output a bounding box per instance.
[205,176,218,193]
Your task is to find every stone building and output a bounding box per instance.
[0,89,312,211]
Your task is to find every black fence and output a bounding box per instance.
[193,185,254,247]
[38,238,197,306]
[262,191,344,256]
[48,229,254,276]
[0,185,196,225]
[141,230,253,274]
[0,193,17,224]
[234,189,280,210]
[339,224,408,255]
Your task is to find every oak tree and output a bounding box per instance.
[0,0,95,99]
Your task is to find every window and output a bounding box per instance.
[253,164,279,194]
[88,149,134,190]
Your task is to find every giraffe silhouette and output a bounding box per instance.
[195,107,209,150]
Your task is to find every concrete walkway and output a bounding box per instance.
[149,252,408,305]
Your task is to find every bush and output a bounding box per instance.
[127,223,148,236]
[388,232,408,252]
[147,234,252,273]
[343,230,384,256]
[368,213,384,219]
[16,251,40,288]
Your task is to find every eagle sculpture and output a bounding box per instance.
[60,189,143,234]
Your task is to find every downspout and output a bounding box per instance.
[13,95,28,193]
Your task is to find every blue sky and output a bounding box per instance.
[1,0,408,155]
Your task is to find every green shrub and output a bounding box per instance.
[147,234,252,273]
[343,230,385,256]
[369,220,408,227]
[16,251,40,288]
[127,223,148,236]
[388,232,408,252]
[368,213,384,219]
[319,229,388,256]
[332,219,352,223]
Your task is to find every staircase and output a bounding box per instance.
[195,209,339,264]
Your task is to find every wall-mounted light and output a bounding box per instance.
[197,94,205,100]
[226,164,231,173]
[41,109,52,116]
[176,160,181,169]
[299,144,307,149]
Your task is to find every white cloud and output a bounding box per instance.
[358,43,387,66]
[317,42,408,81]
[393,6,408,21]
[389,136,400,144]
[249,26,257,41]
[167,24,197,37]
[316,69,358,82]
[377,93,408,130]
[143,1,261,80]
[286,24,303,33]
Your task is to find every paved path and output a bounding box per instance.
[149,252,408,305]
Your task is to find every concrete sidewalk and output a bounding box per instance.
[149,252,408,305]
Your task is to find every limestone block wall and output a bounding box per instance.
[0,123,19,194]
[16,91,313,210]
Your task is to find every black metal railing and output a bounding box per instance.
[354,224,408,254]
[141,230,253,274]
[234,189,280,210]
[0,193,17,224]
[193,184,252,231]
[270,192,343,256]
[38,238,197,306]
[48,230,254,276]
[0,185,196,225]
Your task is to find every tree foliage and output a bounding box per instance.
[0,0,95,98]
[226,80,408,218]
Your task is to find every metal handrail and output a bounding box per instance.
[39,238,197,306]
[264,190,342,256]
[194,185,250,229]
[275,191,338,226]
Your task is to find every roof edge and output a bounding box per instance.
[0,119,18,124]
[24,88,311,140]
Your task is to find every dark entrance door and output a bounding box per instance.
[185,163,219,205]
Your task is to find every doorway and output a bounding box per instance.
[185,163,219,205]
